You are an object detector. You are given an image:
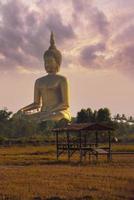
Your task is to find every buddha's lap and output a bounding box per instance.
[26,110,71,121]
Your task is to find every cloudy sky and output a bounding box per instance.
[0,0,134,117]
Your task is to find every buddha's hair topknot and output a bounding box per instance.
[43,32,62,66]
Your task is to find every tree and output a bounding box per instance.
[0,109,12,122]
[55,118,70,128]
[12,118,37,136]
[77,109,90,123]
[128,116,133,122]
[0,109,13,136]
[114,113,120,121]
[96,108,111,122]
[37,120,56,134]
[92,110,97,122]
[76,108,112,123]
[121,114,127,121]
[87,108,93,122]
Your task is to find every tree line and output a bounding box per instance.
[0,108,134,143]
[76,108,111,123]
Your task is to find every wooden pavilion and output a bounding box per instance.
[53,123,115,162]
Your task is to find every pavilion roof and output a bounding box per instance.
[53,122,115,132]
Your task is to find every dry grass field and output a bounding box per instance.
[0,144,134,200]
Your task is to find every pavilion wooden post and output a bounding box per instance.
[108,131,112,161]
[84,133,87,161]
[84,134,87,147]
[67,131,71,161]
[95,131,98,161]
[95,131,98,147]
[56,131,59,160]
[79,131,82,162]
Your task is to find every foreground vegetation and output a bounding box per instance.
[0,108,134,143]
[0,108,134,199]
[0,145,134,200]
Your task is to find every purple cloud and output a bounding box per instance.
[72,0,109,37]
[113,44,134,76]
[79,43,106,68]
[0,0,75,71]
[46,12,75,45]
[0,0,134,78]
[113,25,134,46]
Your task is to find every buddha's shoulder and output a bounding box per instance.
[55,74,68,81]
[35,76,45,84]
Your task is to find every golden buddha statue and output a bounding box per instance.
[15,32,71,122]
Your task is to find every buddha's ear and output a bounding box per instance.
[57,64,60,72]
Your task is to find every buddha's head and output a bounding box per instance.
[44,32,62,74]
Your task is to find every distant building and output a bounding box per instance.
[112,114,134,125]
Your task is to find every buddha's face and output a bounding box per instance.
[44,57,59,74]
